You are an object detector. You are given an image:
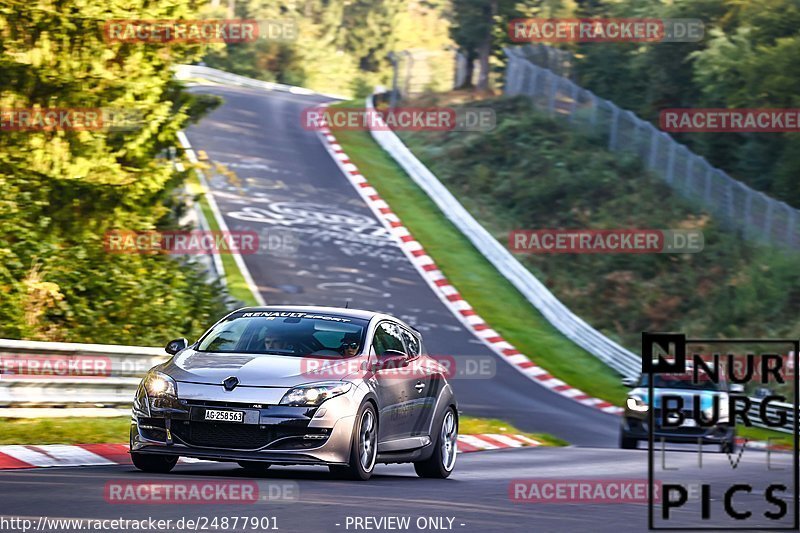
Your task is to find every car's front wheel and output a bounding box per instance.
[414,407,458,478]
[329,402,378,481]
[131,452,178,473]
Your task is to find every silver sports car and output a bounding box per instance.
[130,306,459,480]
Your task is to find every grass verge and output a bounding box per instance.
[737,426,793,448]
[186,169,258,306]
[0,417,131,445]
[459,416,567,446]
[330,101,627,405]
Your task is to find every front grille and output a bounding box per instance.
[172,422,318,450]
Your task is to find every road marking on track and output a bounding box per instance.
[0,445,114,468]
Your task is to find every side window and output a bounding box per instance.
[372,322,406,356]
[400,328,420,357]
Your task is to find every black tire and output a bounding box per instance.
[131,452,178,473]
[619,431,638,450]
[329,402,378,481]
[720,439,737,453]
[414,407,458,479]
[237,461,271,473]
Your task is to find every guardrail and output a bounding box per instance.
[0,337,795,432]
[0,339,168,407]
[172,64,347,100]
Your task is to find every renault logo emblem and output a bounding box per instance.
[223,376,239,391]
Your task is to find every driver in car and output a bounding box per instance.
[339,333,361,357]
[263,332,295,353]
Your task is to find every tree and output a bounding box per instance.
[0,0,227,342]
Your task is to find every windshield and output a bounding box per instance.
[639,372,723,392]
[196,311,368,357]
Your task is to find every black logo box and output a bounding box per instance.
[643,332,800,531]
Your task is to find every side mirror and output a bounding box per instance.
[165,338,189,355]
[621,376,638,388]
[373,350,409,371]
[729,383,745,394]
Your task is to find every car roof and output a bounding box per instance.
[230,305,416,331]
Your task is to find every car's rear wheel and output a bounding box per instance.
[414,407,457,479]
[131,452,178,473]
[619,431,638,449]
[237,461,271,473]
[720,439,737,453]
[329,402,377,481]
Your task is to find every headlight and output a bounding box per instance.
[143,371,177,397]
[626,395,649,412]
[279,381,352,407]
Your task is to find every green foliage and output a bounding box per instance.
[570,0,800,207]
[0,0,228,344]
[401,97,800,350]
[202,0,408,96]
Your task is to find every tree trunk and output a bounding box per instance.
[476,0,497,91]
[460,52,476,89]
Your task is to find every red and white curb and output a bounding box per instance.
[0,436,539,470]
[314,113,623,417]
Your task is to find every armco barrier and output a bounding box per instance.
[0,337,794,432]
[0,339,168,407]
[172,64,346,100]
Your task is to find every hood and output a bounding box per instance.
[161,349,367,388]
[630,387,723,410]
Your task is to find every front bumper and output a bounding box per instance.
[131,383,358,465]
[621,413,734,444]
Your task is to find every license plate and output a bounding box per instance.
[204,409,244,423]
[681,418,697,427]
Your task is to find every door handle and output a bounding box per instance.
[414,381,425,393]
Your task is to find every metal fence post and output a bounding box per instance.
[569,82,579,123]
[608,105,620,150]
[590,93,598,130]
[704,164,713,203]
[527,63,538,103]
[665,141,677,184]
[763,196,774,243]
[547,73,558,116]
[647,124,659,169]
